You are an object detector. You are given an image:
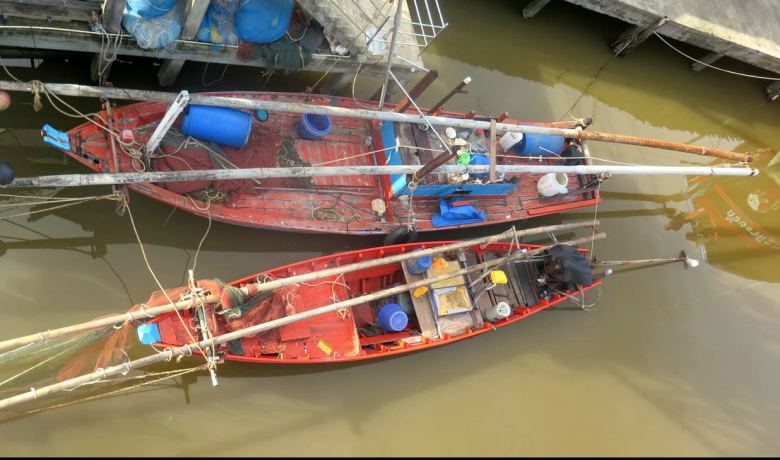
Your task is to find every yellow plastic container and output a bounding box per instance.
[490,270,508,285]
[413,286,429,298]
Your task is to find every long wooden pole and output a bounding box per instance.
[0,81,751,162]
[1,164,759,189]
[0,221,598,354]
[0,232,605,410]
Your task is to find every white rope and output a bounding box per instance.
[653,32,780,81]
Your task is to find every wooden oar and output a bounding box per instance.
[0,221,599,354]
[593,253,699,269]
[0,164,759,189]
[0,81,752,162]
[0,232,606,410]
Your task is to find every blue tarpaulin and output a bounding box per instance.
[431,198,485,228]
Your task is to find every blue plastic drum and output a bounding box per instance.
[298,113,331,140]
[378,303,408,332]
[469,153,491,179]
[181,105,253,148]
[512,125,565,157]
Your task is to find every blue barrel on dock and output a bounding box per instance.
[378,303,408,332]
[512,125,565,157]
[297,113,331,140]
[181,105,253,148]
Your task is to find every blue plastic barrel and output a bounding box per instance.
[469,153,491,179]
[405,250,432,275]
[181,105,253,148]
[512,125,565,157]
[298,113,331,140]
[378,303,408,332]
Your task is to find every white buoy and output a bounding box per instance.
[0,91,10,111]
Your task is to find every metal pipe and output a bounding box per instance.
[378,0,406,110]
[0,81,752,162]
[2,165,758,189]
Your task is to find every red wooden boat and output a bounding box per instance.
[44,91,601,237]
[138,239,600,364]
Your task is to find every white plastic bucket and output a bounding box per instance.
[499,132,524,151]
[484,301,511,323]
[537,173,568,197]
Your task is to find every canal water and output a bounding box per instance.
[1,0,780,455]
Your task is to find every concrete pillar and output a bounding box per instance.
[90,52,113,84]
[522,0,552,19]
[158,0,210,87]
[318,71,356,96]
[611,16,669,56]
[158,59,186,87]
[101,0,127,34]
[370,72,413,102]
[691,52,723,72]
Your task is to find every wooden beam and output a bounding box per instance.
[489,119,497,183]
[395,69,438,113]
[181,0,210,41]
[89,52,113,84]
[691,52,723,72]
[522,0,552,19]
[611,16,669,56]
[0,0,99,22]
[101,0,126,34]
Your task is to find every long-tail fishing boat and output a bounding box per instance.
[41,90,600,240]
[136,236,602,364]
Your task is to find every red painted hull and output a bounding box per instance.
[58,91,600,235]
[147,240,598,364]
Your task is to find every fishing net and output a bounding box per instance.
[122,0,185,50]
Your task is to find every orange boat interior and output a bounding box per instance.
[150,242,594,363]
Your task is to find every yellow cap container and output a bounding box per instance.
[490,270,508,285]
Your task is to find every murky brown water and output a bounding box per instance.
[2,1,780,455]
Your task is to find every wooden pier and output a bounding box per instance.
[0,0,441,92]
[522,0,780,99]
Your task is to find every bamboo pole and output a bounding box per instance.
[0,81,751,162]
[592,256,698,268]
[0,221,598,354]
[0,232,605,410]
[1,164,759,189]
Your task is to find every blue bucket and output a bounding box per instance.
[181,105,253,148]
[469,153,491,179]
[405,250,432,275]
[378,303,408,332]
[512,125,565,157]
[298,113,331,140]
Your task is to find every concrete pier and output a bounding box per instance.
[0,0,432,91]
[525,0,780,95]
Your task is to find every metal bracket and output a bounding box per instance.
[145,90,190,156]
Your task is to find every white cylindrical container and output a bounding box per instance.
[499,132,524,151]
[536,173,568,197]
[484,301,512,322]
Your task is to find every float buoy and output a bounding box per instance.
[0,90,10,111]
[0,162,15,185]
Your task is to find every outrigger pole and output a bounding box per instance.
[0,221,599,354]
[0,81,752,163]
[0,232,606,410]
[1,164,758,189]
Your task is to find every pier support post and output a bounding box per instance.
[370,71,413,102]
[318,71,356,95]
[90,52,114,85]
[158,0,210,86]
[522,0,552,19]
[765,82,780,102]
[158,59,187,87]
[611,16,668,56]
[691,52,723,72]
[101,0,127,34]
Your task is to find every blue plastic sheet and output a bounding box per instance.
[126,0,180,20]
